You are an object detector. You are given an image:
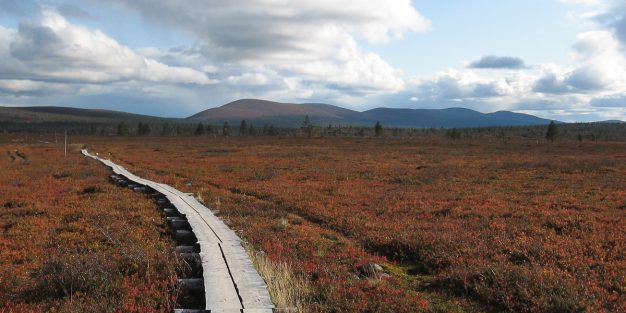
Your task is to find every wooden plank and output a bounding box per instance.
[200,243,242,309]
[81,150,275,311]
[221,242,276,309]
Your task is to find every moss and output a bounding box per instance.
[381,262,475,313]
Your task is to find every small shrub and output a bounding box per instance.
[30,251,119,300]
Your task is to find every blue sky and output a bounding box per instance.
[370,1,580,75]
[0,0,625,121]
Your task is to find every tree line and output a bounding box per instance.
[3,116,625,142]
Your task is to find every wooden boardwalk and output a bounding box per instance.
[82,150,275,313]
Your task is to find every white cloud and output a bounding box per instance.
[469,55,527,69]
[103,0,428,95]
[533,30,626,94]
[0,79,57,94]
[106,0,430,54]
[413,68,527,102]
[591,94,626,107]
[0,6,213,85]
[227,73,269,86]
[570,30,625,87]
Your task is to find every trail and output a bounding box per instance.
[82,149,275,313]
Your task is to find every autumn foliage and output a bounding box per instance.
[0,144,180,312]
[76,136,623,312]
[2,134,625,312]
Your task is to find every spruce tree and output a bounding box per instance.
[239,120,248,136]
[374,121,383,137]
[223,122,231,137]
[161,123,172,136]
[138,122,151,136]
[302,115,313,138]
[117,122,129,136]
[194,122,205,136]
[546,121,558,142]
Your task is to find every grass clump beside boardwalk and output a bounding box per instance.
[246,243,312,312]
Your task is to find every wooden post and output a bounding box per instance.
[64,130,67,157]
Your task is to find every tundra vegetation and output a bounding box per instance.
[82,134,625,313]
[1,127,624,312]
[0,144,180,312]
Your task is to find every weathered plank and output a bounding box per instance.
[82,150,275,311]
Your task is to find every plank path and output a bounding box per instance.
[82,149,275,313]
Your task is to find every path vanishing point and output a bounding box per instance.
[82,149,276,313]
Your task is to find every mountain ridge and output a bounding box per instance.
[189,99,554,128]
[0,99,571,129]
[0,106,174,123]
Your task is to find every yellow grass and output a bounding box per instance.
[245,243,312,312]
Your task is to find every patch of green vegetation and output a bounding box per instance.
[426,296,470,313]
[381,262,479,313]
[381,262,426,287]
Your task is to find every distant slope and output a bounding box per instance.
[0,106,175,131]
[0,106,167,123]
[189,99,552,128]
[1,100,554,131]
[189,99,362,127]
[597,120,625,124]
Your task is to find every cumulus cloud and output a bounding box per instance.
[0,7,214,85]
[570,30,626,86]
[469,55,527,69]
[106,0,430,54]
[227,73,269,86]
[591,94,626,107]
[534,30,626,94]
[533,64,577,94]
[102,0,429,95]
[0,79,66,96]
[411,68,533,104]
[589,1,626,45]
[614,19,626,45]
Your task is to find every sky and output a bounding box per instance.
[0,0,625,121]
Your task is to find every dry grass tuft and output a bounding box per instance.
[245,243,312,313]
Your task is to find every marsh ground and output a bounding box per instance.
[0,143,179,312]
[2,135,625,312]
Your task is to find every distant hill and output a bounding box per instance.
[0,106,175,132]
[0,100,555,131]
[188,99,363,127]
[597,120,625,124]
[189,99,552,128]
[0,106,168,122]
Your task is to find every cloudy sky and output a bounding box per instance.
[0,0,625,121]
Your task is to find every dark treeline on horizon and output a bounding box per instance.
[2,118,626,142]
